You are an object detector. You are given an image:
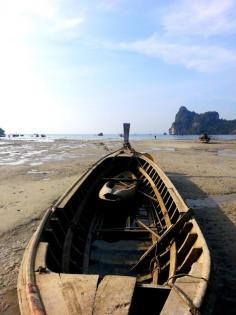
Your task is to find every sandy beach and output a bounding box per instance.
[0,138,236,314]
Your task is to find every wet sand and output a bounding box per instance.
[0,138,236,314]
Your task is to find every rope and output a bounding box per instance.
[149,255,160,276]
[165,274,209,315]
[167,273,209,283]
[169,282,202,315]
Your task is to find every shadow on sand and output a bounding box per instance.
[168,172,236,315]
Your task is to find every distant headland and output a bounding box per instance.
[0,128,5,137]
[169,106,236,135]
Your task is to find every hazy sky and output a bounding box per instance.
[1,0,236,134]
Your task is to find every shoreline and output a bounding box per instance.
[0,139,236,314]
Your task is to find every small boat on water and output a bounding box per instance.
[18,124,211,315]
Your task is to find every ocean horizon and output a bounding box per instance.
[2,133,236,141]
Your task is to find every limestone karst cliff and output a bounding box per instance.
[0,128,5,137]
[169,107,236,135]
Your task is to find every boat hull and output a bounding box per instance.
[18,148,211,315]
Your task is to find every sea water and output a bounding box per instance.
[0,134,235,166]
[17,133,236,141]
[1,133,236,143]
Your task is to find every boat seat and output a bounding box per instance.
[34,243,138,315]
[94,275,136,315]
[35,242,100,315]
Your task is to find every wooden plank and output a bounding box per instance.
[36,273,99,315]
[130,210,192,271]
[137,273,152,282]
[177,233,198,264]
[60,274,99,315]
[35,242,48,271]
[136,220,160,240]
[138,283,170,290]
[102,178,140,182]
[93,275,136,315]
[161,263,205,315]
[149,227,159,284]
[83,213,100,273]
[177,247,203,273]
[169,242,177,280]
[138,167,171,227]
[18,237,43,315]
[36,273,70,315]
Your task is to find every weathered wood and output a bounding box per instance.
[36,273,99,315]
[138,189,158,202]
[35,245,99,315]
[83,212,101,273]
[137,219,160,240]
[177,233,198,263]
[177,247,203,273]
[138,167,172,227]
[161,263,206,315]
[98,227,157,231]
[137,283,170,289]
[35,242,48,271]
[137,273,153,282]
[18,238,44,315]
[130,210,192,271]
[102,177,140,182]
[18,145,210,315]
[93,276,136,315]
[61,274,99,315]
[169,242,177,280]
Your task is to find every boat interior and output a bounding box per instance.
[39,153,206,314]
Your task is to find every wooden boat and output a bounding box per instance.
[199,132,211,144]
[18,124,211,315]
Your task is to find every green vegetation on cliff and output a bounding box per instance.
[169,107,236,135]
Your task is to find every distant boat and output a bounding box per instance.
[18,124,211,315]
[199,132,210,143]
[163,132,167,135]
[98,132,103,136]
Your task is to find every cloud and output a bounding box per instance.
[0,0,85,41]
[50,17,85,32]
[102,0,236,72]
[98,0,124,11]
[106,34,236,72]
[161,0,236,37]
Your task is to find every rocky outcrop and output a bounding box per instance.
[0,128,5,137]
[169,107,236,135]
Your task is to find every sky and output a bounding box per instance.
[0,0,236,134]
